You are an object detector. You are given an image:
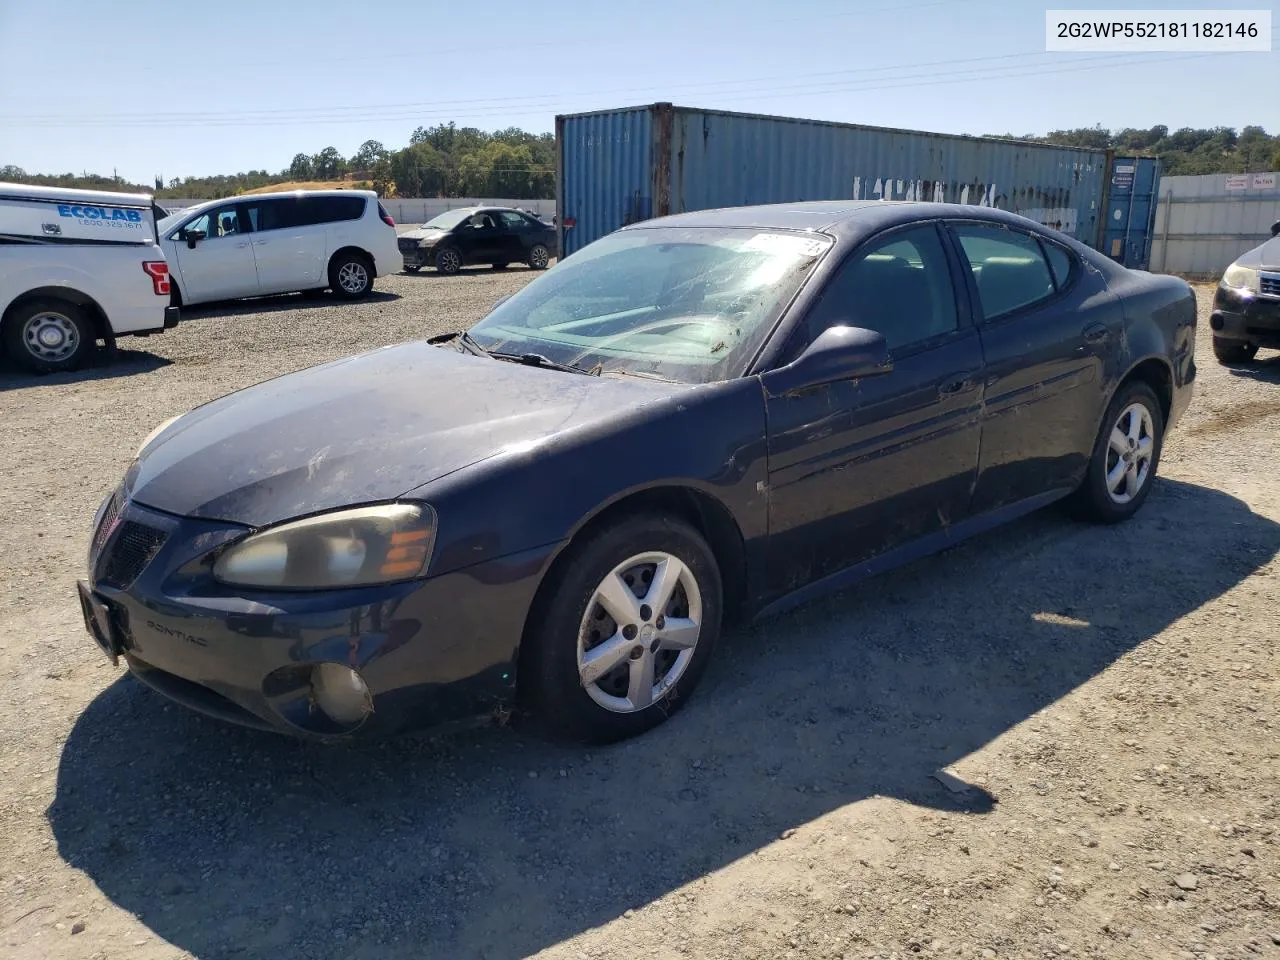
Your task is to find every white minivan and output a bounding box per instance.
[157,190,402,306]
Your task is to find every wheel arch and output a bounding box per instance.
[328,245,376,279]
[1,286,110,344]
[1115,355,1174,425]
[514,483,748,697]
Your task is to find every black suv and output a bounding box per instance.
[398,207,556,274]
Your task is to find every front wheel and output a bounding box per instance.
[527,244,550,270]
[2,299,96,373]
[435,247,462,275]
[1212,337,1258,365]
[329,252,373,299]
[1072,380,1164,524]
[523,515,722,743]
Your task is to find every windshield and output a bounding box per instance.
[466,226,831,384]
[422,209,475,230]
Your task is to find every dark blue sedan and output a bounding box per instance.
[78,201,1198,744]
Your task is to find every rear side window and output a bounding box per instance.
[951,225,1056,321]
[253,198,297,231]
[499,211,527,230]
[293,195,366,226]
[1041,239,1075,289]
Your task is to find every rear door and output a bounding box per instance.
[171,203,259,302]
[944,220,1122,513]
[497,211,532,262]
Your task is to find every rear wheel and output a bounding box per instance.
[435,247,462,275]
[523,514,722,743]
[2,299,96,373]
[1072,380,1163,524]
[329,252,373,299]
[1212,337,1258,365]
[528,244,550,270]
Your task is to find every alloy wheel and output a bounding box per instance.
[576,551,702,713]
[1105,402,1155,504]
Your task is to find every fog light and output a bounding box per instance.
[1209,314,1224,331]
[311,662,372,726]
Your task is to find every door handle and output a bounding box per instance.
[1081,323,1108,344]
[939,376,973,397]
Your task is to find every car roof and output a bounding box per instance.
[0,180,154,207]
[178,189,376,216]
[624,200,1059,242]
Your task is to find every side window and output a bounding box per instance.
[255,199,296,232]
[332,196,365,221]
[463,212,496,230]
[176,212,209,241]
[1041,239,1075,290]
[952,225,1056,321]
[805,224,959,352]
[499,211,527,230]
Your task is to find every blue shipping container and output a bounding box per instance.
[557,103,1114,257]
[1101,156,1161,270]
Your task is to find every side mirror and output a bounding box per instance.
[185,228,206,249]
[762,325,893,398]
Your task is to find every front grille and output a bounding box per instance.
[1259,273,1280,298]
[398,238,419,253]
[91,491,122,559]
[98,520,167,589]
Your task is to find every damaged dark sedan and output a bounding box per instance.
[78,201,1197,744]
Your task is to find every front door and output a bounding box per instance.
[172,203,259,303]
[764,222,986,594]
[454,211,504,264]
[944,221,1124,513]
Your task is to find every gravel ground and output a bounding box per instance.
[0,278,1277,960]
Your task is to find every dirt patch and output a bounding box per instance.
[1,282,1277,960]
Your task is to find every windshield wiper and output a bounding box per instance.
[427,330,490,357]
[490,351,599,376]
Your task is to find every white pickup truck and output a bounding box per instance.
[1,182,180,373]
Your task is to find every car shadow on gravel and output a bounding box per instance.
[178,289,401,321]
[0,348,171,391]
[1225,352,1280,384]
[48,478,1280,960]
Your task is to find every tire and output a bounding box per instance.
[523,514,722,744]
[435,247,462,275]
[1212,336,1258,365]
[527,244,550,270]
[491,262,509,270]
[328,252,374,299]
[1072,380,1164,524]
[403,265,421,274]
[2,299,96,374]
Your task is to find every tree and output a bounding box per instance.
[289,152,314,179]
[371,156,395,197]
[312,146,345,179]
[352,139,387,171]
[390,143,446,197]
[0,164,25,179]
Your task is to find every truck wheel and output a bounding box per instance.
[3,299,96,374]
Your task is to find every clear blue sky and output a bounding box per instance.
[1,0,1276,184]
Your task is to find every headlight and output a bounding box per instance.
[1223,262,1259,292]
[213,503,436,590]
[135,414,182,458]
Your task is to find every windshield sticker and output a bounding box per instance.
[739,233,827,258]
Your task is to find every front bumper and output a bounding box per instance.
[1212,282,1280,346]
[399,244,430,269]
[78,495,559,740]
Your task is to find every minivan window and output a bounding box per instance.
[293,195,365,226]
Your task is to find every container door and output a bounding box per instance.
[1104,157,1161,269]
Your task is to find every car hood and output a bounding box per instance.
[126,342,686,527]
[399,227,448,243]
[1256,236,1280,271]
